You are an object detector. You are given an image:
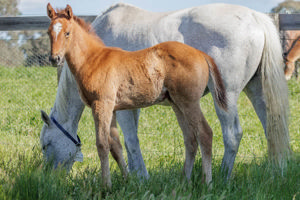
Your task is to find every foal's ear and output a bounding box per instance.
[65,4,73,19]
[41,110,51,127]
[47,3,56,19]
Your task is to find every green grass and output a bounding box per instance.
[0,66,299,199]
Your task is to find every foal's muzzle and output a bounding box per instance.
[49,55,63,66]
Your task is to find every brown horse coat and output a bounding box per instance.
[284,34,300,80]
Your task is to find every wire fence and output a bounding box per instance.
[1,30,298,65]
[0,31,50,67]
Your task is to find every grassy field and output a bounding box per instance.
[0,66,299,199]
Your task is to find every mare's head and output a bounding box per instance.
[40,109,83,170]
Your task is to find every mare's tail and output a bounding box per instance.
[203,54,228,111]
[253,11,291,165]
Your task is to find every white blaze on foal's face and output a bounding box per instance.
[53,22,62,40]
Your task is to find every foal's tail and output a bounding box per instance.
[203,54,228,111]
[253,11,291,166]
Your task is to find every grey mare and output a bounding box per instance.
[40,3,290,179]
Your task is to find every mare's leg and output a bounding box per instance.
[92,101,114,188]
[109,112,128,178]
[244,74,267,134]
[116,109,149,178]
[171,102,213,184]
[213,91,243,179]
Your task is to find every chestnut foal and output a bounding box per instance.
[47,3,227,188]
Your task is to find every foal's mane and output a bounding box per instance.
[55,8,104,45]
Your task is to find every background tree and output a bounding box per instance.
[271,0,300,13]
[0,0,20,16]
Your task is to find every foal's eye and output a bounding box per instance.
[65,32,70,37]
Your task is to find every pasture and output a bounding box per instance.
[0,65,299,199]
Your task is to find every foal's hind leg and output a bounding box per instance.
[109,112,128,178]
[171,104,198,179]
[171,102,213,184]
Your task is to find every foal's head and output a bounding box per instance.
[47,3,75,65]
[47,3,102,66]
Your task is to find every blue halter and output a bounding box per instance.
[50,117,81,146]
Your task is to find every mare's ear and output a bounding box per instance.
[41,110,51,127]
[47,3,56,19]
[65,4,73,19]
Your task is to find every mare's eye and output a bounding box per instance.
[65,32,70,37]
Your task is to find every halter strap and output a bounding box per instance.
[50,117,81,146]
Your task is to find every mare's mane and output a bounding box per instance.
[101,3,138,15]
[55,8,104,45]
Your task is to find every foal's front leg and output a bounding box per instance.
[92,101,115,188]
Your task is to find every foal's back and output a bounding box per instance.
[93,41,211,110]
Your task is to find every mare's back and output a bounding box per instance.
[92,3,260,52]
[92,3,267,89]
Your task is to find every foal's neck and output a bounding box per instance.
[65,21,105,73]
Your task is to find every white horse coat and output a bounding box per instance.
[41,3,290,178]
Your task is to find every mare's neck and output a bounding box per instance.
[51,63,85,132]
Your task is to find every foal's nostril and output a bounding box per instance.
[49,56,57,65]
[49,55,61,65]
